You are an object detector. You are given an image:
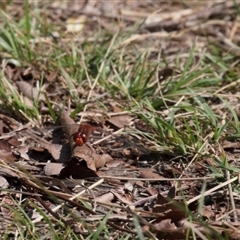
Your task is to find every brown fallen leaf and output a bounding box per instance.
[153,194,186,215]
[59,159,99,179]
[154,218,177,231]
[200,205,214,219]
[105,160,123,168]
[15,146,31,161]
[46,70,58,82]
[95,192,115,203]
[0,167,19,178]
[167,186,176,199]
[41,143,71,162]
[146,187,158,196]
[44,162,65,176]
[155,226,186,240]
[7,136,21,146]
[0,176,9,188]
[140,169,165,181]
[222,140,240,150]
[0,140,16,162]
[111,190,133,205]
[107,115,132,129]
[0,120,4,135]
[155,209,187,227]
[16,80,45,101]
[1,196,15,219]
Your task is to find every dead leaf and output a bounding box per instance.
[167,186,176,200]
[154,218,177,230]
[0,140,16,162]
[59,159,99,179]
[155,227,186,240]
[0,114,26,132]
[0,120,4,135]
[0,167,19,178]
[95,192,115,203]
[7,135,21,146]
[16,80,45,101]
[111,191,133,205]
[200,206,214,219]
[107,115,132,129]
[222,140,240,149]
[124,182,133,192]
[15,146,31,161]
[46,70,58,82]
[156,209,187,227]
[44,162,65,176]
[1,196,15,219]
[140,169,164,180]
[105,160,123,168]
[0,176,9,188]
[42,143,71,162]
[146,187,158,196]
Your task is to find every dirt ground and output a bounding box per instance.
[1,1,240,239]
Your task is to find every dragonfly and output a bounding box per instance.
[71,123,94,146]
[0,122,97,146]
[36,123,99,147]
[0,119,124,149]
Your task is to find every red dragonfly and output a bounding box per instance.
[0,122,104,147]
[72,123,94,146]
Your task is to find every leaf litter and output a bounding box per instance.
[1,0,240,239]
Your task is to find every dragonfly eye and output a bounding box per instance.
[80,133,87,143]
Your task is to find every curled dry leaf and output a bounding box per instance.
[111,190,133,205]
[107,115,132,129]
[46,70,58,82]
[95,192,115,203]
[105,160,123,168]
[15,146,31,161]
[59,159,99,179]
[154,219,177,231]
[0,140,16,162]
[44,162,65,176]
[1,196,15,219]
[155,226,186,240]
[200,205,215,219]
[167,186,176,200]
[0,114,30,134]
[222,140,240,150]
[140,169,165,181]
[0,176,9,188]
[0,120,4,135]
[41,142,71,162]
[16,80,45,101]
[7,136,21,146]
[152,194,187,235]
[0,167,19,178]
[146,187,158,196]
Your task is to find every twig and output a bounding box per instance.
[225,170,238,222]
[187,176,238,205]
